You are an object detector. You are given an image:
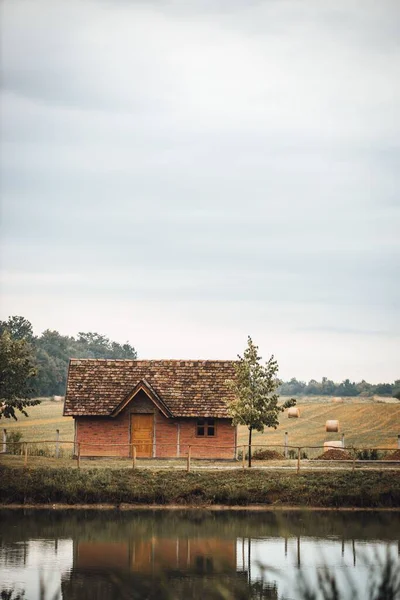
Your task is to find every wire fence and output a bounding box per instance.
[1,437,400,472]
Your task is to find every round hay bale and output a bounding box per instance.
[288,407,300,418]
[331,398,344,403]
[323,441,343,451]
[52,395,64,402]
[325,419,339,432]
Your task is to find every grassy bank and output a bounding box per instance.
[1,465,399,508]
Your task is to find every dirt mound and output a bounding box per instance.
[385,449,400,461]
[253,449,284,460]
[316,449,352,460]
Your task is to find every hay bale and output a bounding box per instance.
[323,441,343,451]
[52,395,64,402]
[325,419,339,432]
[316,449,352,460]
[331,398,344,403]
[288,407,300,418]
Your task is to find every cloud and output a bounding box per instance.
[0,0,399,381]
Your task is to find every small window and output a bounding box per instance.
[197,418,215,436]
[197,418,205,436]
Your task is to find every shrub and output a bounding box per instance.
[356,449,382,460]
[29,444,53,457]
[252,449,284,460]
[236,450,249,460]
[6,431,23,455]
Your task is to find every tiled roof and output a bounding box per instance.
[64,359,237,418]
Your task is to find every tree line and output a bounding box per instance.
[1,315,399,401]
[278,376,400,399]
[0,315,137,398]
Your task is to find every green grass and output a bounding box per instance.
[0,465,399,508]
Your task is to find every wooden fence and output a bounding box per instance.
[1,436,400,472]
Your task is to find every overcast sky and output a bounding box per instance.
[1,0,399,382]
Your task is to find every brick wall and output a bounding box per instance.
[76,390,236,459]
[178,418,235,459]
[76,414,130,457]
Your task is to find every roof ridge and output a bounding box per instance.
[69,358,236,363]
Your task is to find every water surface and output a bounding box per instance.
[0,509,399,599]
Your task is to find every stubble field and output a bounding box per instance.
[2,396,400,453]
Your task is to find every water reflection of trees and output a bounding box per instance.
[1,509,399,544]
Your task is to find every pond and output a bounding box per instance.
[0,509,399,600]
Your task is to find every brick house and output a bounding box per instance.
[64,359,237,459]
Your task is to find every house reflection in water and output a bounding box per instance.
[61,535,278,600]
[75,537,236,574]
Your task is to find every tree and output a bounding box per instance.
[374,383,393,396]
[305,379,322,395]
[336,379,357,397]
[278,377,306,396]
[0,331,39,420]
[226,336,296,467]
[321,377,336,396]
[392,380,400,401]
[0,315,34,342]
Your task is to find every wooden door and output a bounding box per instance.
[130,414,153,457]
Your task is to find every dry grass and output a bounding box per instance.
[2,399,73,442]
[238,397,400,451]
[2,396,399,453]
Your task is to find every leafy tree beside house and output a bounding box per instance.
[0,330,39,420]
[227,336,296,467]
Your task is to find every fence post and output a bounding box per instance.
[341,433,345,448]
[77,443,81,469]
[24,442,28,468]
[2,429,6,453]
[297,447,301,473]
[398,435,400,450]
[132,445,137,470]
[242,445,246,469]
[187,446,191,472]
[284,432,288,458]
[56,429,60,458]
[352,447,356,472]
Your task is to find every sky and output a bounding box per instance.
[0,0,399,383]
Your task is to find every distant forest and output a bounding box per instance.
[0,316,137,397]
[277,377,400,399]
[1,316,399,399]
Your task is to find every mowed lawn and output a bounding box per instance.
[3,396,400,452]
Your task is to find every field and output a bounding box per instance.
[2,399,73,442]
[2,396,400,453]
[238,396,400,451]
